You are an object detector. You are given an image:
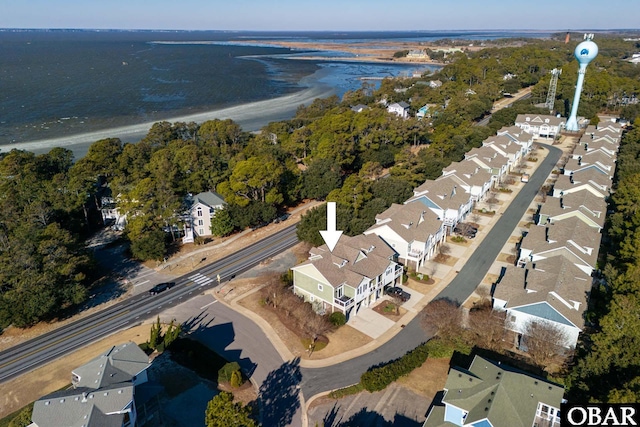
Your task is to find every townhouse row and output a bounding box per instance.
[491,120,623,349]
[291,116,567,320]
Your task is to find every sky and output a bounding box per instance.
[0,0,638,32]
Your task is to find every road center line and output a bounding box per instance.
[133,280,150,287]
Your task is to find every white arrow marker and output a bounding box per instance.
[320,202,343,252]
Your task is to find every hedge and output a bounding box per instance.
[360,342,430,392]
[328,383,365,399]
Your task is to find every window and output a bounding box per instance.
[310,295,315,302]
[198,220,203,226]
[199,229,204,235]
[197,209,203,217]
[318,284,323,292]
[336,286,343,298]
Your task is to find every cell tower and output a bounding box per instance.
[544,68,562,113]
[566,34,598,132]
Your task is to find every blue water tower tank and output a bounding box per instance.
[574,40,598,65]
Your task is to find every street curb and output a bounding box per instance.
[212,287,297,362]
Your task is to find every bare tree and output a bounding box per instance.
[467,305,507,352]
[421,299,464,339]
[303,311,332,344]
[260,273,288,309]
[486,193,499,212]
[521,320,569,370]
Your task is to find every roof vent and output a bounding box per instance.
[45,401,50,406]
[60,399,65,403]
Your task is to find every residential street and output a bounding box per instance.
[299,144,562,399]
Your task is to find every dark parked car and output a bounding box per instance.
[385,286,411,302]
[148,282,175,295]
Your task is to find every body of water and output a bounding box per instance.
[0,29,551,151]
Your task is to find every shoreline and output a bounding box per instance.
[0,83,336,159]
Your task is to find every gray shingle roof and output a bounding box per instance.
[192,191,225,208]
[72,342,149,390]
[539,191,607,228]
[521,217,602,268]
[494,256,591,328]
[411,176,474,211]
[367,202,442,244]
[442,161,493,188]
[32,385,134,427]
[300,234,397,289]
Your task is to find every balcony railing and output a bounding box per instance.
[334,295,354,308]
[407,249,423,259]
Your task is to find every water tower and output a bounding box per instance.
[566,34,598,132]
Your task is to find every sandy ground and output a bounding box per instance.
[246,39,485,65]
[0,85,336,159]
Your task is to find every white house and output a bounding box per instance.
[182,191,226,243]
[405,176,474,232]
[464,145,510,186]
[364,202,445,270]
[441,161,493,202]
[515,114,566,139]
[493,255,591,349]
[387,101,410,119]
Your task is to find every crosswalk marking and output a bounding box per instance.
[189,273,214,286]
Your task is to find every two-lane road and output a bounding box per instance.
[0,224,299,384]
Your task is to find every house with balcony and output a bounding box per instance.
[515,114,566,139]
[406,176,475,233]
[537,190,607,230]
[182,191,226,243]
[364,202,445,270]
[496,125,534,150]
[518,216,602,276]
[464,146,510,186]
[291,234,402,319]
[441,161,493,202]
[387,101,410,119]
[30,342,152,427]
[423,355,564,427]
[482,134,527,169]
[493,255,591,349]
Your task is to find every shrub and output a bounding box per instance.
[360,342,430,392]
[424,338,455,358]
[451,236,466,243]
[329,312,347,327]
[230,369,244,388]
[328,383,365,399]
[218,361,242,384]
[8,403,34,427]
